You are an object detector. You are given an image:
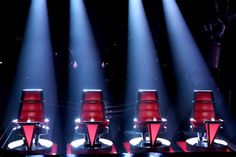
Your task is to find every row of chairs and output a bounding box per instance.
[4,88,226,153]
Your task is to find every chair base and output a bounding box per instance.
[129,137,171,153]
[186,137,228,152]
[71,138,113,154]
[7,139,53,154]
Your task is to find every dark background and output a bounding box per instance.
[0,0,236,152]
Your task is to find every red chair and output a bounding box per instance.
[9,89,51,150]
[190,90,216,131]
[74,89,110,148]
[188,90,225,149]
[19,89,44,123]
[133,90,168,147]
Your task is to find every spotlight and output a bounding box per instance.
[5,0,58,142]
[68,0,108,148]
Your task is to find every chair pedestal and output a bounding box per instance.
[70,138,113,154]
[186,137,228,152]
[143,140,162,146]
[129,137,170,153]
[187,120,226,151]
[7,138,53,154]
[84,142,102,148]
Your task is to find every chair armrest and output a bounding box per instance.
[161,118,167,129]
[190,118,202,129]
[12,119,18,123]
[204,118,224,123]
[190,118,196,122]
[44,118,49,126]
[103,119,110,126]
[12,119,19,129]
[75,118,109,127]
[190,118,199,125]
[133,118,166,124]
[75,118,81,126]
[161,118,167,122]
[133,118,138,124]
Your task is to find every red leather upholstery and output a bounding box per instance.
[82,90,102,102]
[19,103,44,122]
[194,90,213,102]
[138,102,161,122]
[21,89,43,101]
[193,102,215,122]
[190,90,216,130]
[81,102,104,121]
[138,90,158,101]
[19,89,44,122]
[134,90,165,129]
[76,89,109,131]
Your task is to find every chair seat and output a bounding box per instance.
[190,118,223,130]
[76,119,109,129]
[13,123,48,137]
[76,124,109,135]
[134,118,167,132]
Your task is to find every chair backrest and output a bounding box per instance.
[82,89,103,102]
[81,90,105,121]
[137,90,161,121]
[194,90,213,102]
[21,89,43,101]
[19,89,44,122]
[138,89,158,102]
[192,90,216,122]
